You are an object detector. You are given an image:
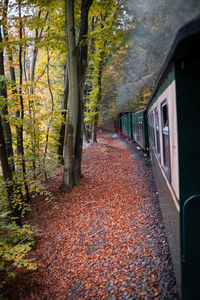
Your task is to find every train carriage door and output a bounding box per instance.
[182,195,200,300]
[161,100,171,182]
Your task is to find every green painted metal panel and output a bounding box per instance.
[121,115,127,136]
[150,143,180,292]
[127,113,132,138]
[175,65,200,202]
[121,113,132,138]
[175,61,200,299]
[181,195,200,300]
[148,67,175,111]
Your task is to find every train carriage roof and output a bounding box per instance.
[132,108,146,115]
[146,15,200,110]
[117,111,132,117]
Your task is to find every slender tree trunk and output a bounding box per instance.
[0,115,22,226]
[92,114,98,143]
[28,11,48,179]
[29,47,38,94]
[91,13,106,144]
[29,11,41,179]
[1,2,24,212]
[17,0,30,202]
[43,49,54,179]
[23,49,28,82]
[1,3,15,171]
[57,65,69,164]
[3,0,27,200]
[92,57,103,143]
[23,48,37,179]
[84,16,96,144]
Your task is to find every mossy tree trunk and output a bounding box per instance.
[60,0,79,192]
[60,0,93,193]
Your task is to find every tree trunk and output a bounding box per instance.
[3,0,29,200]
[57,65,69,164]
[27,11,48,179]
[60,0,93,192]
[60,0,93,193]
[92,57,103,143]
[28,10,44,179]
[0,5,15,171]
[29,46,38,179]
[17,0,30,202]
[0,115,22,226]
[60,0,79,192]
[83,122,90,144]
[75,0,93,178]
[92,112,98,143]
[43,49,54,179]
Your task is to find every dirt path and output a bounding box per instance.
[3,132,179,299]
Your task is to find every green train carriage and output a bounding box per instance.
[146,16,200,299]
[115,111,132,139]
[115,16,200,299]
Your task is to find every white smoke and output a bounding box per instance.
[117,0,200,108]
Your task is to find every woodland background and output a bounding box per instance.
[0,0,199,289]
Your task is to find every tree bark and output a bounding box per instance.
[43,49,54,179]
[60,0,79,192]
[27,11,48,179]
[0,115,22,226]
[3,0,29,201]
[60,0,93,193]
[29,10,48,92]
[0,3,15,171]
[91,12,106,144]
[92,57,103,143]
[17,0,30,202]
[29,10,46,178]
[75,0,93,178]
[57,65,69,164]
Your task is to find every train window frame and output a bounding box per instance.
[151,111,156,150]
[161,99,171,182]
[148,112,153,148]
[148,114,152,145]
[154,107,161,161]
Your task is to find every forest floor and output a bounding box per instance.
[3,130,180,300]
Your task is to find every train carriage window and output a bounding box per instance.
[148,112,156,149]
[161,100,171,182]
[155,107,161,160]
[151,112,156,149]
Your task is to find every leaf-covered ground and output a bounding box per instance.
[3,131,180,299]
